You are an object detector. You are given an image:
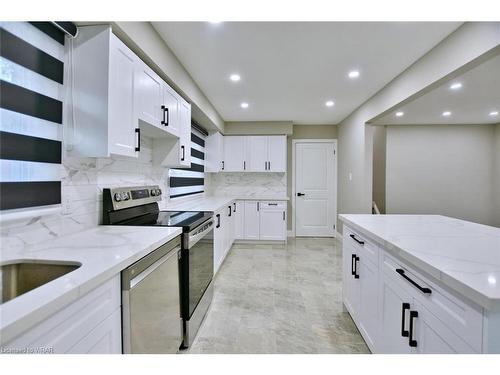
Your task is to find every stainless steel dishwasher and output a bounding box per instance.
[121,236,182,354]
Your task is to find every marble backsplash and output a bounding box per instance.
[0,137,170,249]
[205,172,287,197]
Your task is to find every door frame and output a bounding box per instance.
[291,139,338,238]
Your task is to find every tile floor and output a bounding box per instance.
[187,237,370,354]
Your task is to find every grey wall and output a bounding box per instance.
[494,123,500,226]
[386,124,496,226]
[337,22,500,233]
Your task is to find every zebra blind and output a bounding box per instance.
[0,22,73,210]
[169,127,206,199]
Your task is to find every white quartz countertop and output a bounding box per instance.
[0,225,182,343]
[163,195,289,212]
[339,214,500,311]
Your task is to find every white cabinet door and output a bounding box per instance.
[223,136,246,172]
[259,202,286,241]
[162,84,180,137]
[178,99,191,167]
[234,201,245,240]
[67,309,121,354]
[108,35,138,158]
[223,204,233,253]
[213,211,224,274]
[247,136,268,172]
[205,132,224,172]
[135,63,163,128]
[267,136,286,172]
[358,257,379,351]
[342,243,360,319]
[378,270,414,354]
[243,201,260,240]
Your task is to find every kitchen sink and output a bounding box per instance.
[0,261,81,304]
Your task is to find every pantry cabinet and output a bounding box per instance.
[343,225,484,354]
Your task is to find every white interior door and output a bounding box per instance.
[295,141,336,237]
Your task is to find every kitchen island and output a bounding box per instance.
[339,214,500,354]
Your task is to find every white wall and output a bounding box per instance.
[337,22,500,232]
[494,123,500,227]
[386,125,495,226]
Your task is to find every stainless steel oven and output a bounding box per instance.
[180,218,214,348]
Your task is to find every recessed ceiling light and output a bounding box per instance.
[209,21,222,24]
[348,70,360,79]
[442,111,452,117]
[325,100,335,107]
[395,111,404,117]
[489,111,498,117]
[240,102,249,109]
[229,74,241,82]
[450,82,462,90]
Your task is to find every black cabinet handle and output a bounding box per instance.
[216,214,220,228]
[165,107,169,126]
[228,206,232,217]
[222,161,224,170]
[349,234,365,245]
[181,145,185,161]
[396,269,432,295]
[268,203,278,206]
[135,128,140,152]
[283,211,285,221]
[351,254,356,276]
[233,203,236,213]
[244,161,246,170]
[268,161,271,170]
[354,255,359,279]
[264,161,267,170]
[401,302,410,337]
[409,310,418,347]
[297,192,305,196]
[161,105,166,125]
[161,106,169,126]
[257,202,260,211]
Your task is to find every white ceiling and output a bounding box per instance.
[152,22,461,124]
[371,51,500,125]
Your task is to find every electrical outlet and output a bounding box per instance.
[61,196,72,215]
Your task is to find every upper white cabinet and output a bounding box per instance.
[71,25,139,158]
[220,135,286,173]
[205,132,224,172]
[223,136,247,172]
[135,63,163,130]
[71,25,192,163]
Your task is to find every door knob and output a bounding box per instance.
[297,193,305,196]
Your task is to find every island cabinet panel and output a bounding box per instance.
[342,224,487,354]
[5,275,121,354]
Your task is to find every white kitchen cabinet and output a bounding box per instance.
[258,201,286,241]
[243,201,260,240]
[205,132,224,172]
[5,276,121,354]
[213,211,225,274]
[223,136,247,172]
[234,201,245,240]
[343,224,483,354]
[247,136,268,172]
[162,84,180,137]
[246,136,287,172]
[135,63,163,130]
[71,25,139,158]
[267,135,287,172]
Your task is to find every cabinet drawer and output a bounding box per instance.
[344,226,378,266]
[259,201,286,210]
[7,275,121,353]
[381,252,483,352]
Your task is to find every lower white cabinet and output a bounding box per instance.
[213,204,235,274]
[343,225,484,354]
[243,201,260,240]
[5,276,122,354]
[234,201,245,239]
[259,201,286,241]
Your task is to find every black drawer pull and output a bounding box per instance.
[135,128,140,152]
[401,302,410,337]
[222,161,224,170]
[268,203,278,206]
[181,145,185,161]
[349,234,365,245]
[228,205,232,217]
[396,269,432,294]
[233,202,236,213]
[409,310,418,347]
[216,214,220,228]
[351,254,359,279]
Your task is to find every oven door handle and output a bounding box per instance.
[188,219,214,248]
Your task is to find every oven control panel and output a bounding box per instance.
[104,185,162,211]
